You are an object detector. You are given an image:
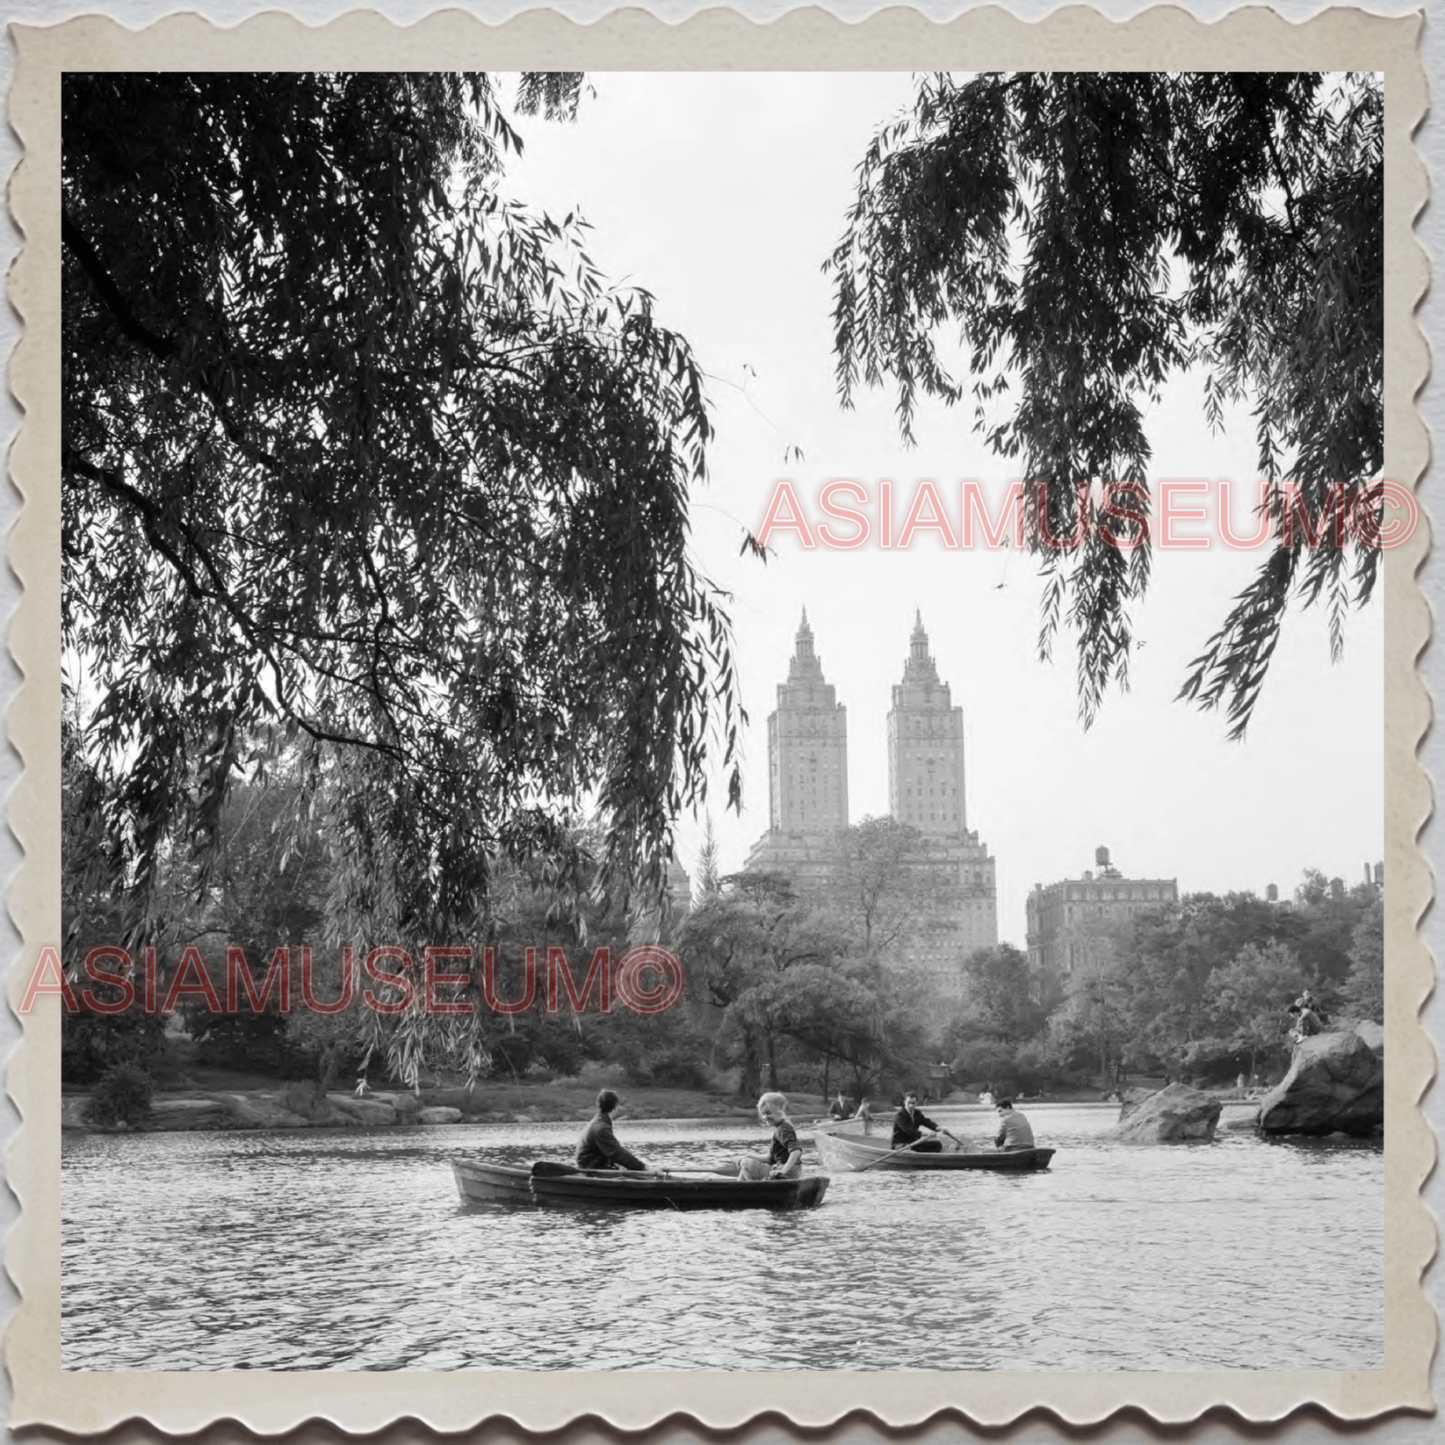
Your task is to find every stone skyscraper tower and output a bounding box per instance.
[745,611,849,884]
[888,611,968,835]
[886,614,998,979]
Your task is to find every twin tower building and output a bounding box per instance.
[745,610,998,988]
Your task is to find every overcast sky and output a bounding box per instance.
[504,72,1385,945]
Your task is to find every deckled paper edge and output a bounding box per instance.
[5,3,1433,1432]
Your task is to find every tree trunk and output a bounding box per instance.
[822,1054,831,1100]
[313,1041,339,1103]
[738,1030,762,1099]
[765,1030,779,1092]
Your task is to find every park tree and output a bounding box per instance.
[62,70,744,1062]
[946,944,1048,1058]
[1206,940,1309,1082]
[694,814,723,904]
[823,816,931,966]
[1046,918,1133,1084]
[678,873,850,1095]
[61,704,166,1083]
[830,72,1382,734]
[1341,895,1385,1022]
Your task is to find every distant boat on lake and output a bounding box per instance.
[812,1121,1055,1173]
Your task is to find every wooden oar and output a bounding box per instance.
[530,1161,744,1181]
[859,1137,945,1171]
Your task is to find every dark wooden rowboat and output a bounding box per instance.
[452,1159,830,1210]
[812,1123,1054,1173]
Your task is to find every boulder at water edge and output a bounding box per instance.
[417,1106,463,1125]
[1111,1083,1221,1142]
[329,1095,398,1126]
[1354,1019,1384,1056]
[1258,1030,1383,1136]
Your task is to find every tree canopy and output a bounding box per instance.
[830,72,1382,734]
[63,73,743,942]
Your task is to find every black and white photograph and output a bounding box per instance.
[34,32,1419,1410]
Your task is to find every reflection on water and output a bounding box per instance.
[61,1105,1382,1371]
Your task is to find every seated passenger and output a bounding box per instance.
[993,1098,1035,1151]
[738,1091,803,1180]
[576,1089,647,1171]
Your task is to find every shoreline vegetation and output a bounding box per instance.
[62,1071,1261,1136]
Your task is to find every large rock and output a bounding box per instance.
[1258,1030,1383,1136]
[1354,1019,1384,1056]
[218,1095,312,1129]
[1111,1083,1221,1142]
[373,1091,424,1120]
[1117,1086,1159,1120]
[417,1106,463,1125]
[149,1098,231,1131]
[62,1096,92,1131]
[329,1095,398,1127]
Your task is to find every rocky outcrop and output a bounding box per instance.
[328,1095,399,1127]
[1111,1083,1221,1142]
[1117,1087,1158,1120]
[214,1094,312,1129]
[149,1098,232,1130]
[372,1091,424,1121]
[1354,1019,1384,1056]
[417,1106,463,1125]
[1258,1030,1383,1136]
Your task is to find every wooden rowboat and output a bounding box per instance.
[452,1159,831,1210]
[812,1123,1055,1173]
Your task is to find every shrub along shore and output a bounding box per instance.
[63,1071,1185,1135]
[62,1077,764,1133]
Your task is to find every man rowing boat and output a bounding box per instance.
[576,1089,648,1172]
[892,1090,959,1153]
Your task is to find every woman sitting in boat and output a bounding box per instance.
[576,1089,648,1172]
[738,1091,803,1180]
[892,1091,958,1152]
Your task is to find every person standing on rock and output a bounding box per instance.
[994,1099,1036,1151]
[576,1089,648,1172]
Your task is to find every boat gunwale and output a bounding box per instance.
[451,1159,830,1209]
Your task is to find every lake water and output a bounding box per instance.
[61,1103,1382,1371]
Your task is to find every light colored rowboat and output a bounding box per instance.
[811,1121,1055,1172]
[452,1159,831,1210]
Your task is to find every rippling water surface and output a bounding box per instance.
[62,1105,1382,1371]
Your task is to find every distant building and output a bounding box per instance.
[885,613,997,983]
[1026,847,1178,987]
[745,610,850,890]
[746,611,997,996]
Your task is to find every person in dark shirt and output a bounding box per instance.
[892,1090,956,1152]
[738,1091,804,1179]
[827,1092,849,1120]
[576,1089,647,1171]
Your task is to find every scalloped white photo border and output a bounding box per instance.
[5,5,1433,1432]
